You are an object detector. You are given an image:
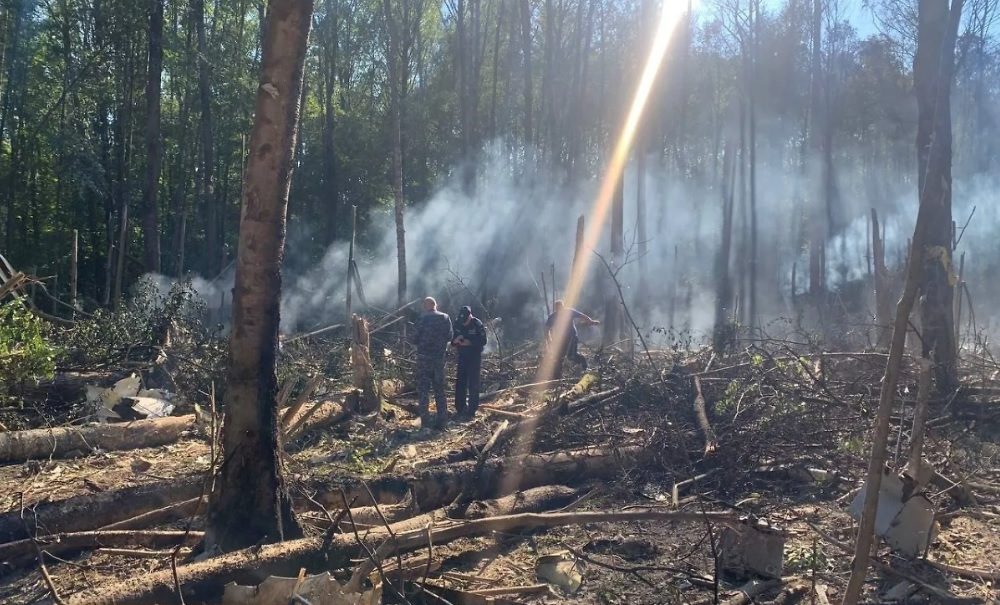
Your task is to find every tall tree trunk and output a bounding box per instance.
[747,0,758,328]
[488,2,502,140]
[320,0,339,244]
[112,53,136,307]
[602,174,624,347]
[842,1,964,601]
[519,0,533,147]
[807,0,824,296]
[714,140,735,352]
[205,0,314,553]
[383,0,406,308]
[871,208,891,349]
[914,0,962,392]
[194,0,217,276]
[142,0,165,273]
[635,146,648,320]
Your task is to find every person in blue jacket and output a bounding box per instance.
[451,306,487,419]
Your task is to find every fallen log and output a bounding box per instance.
[0,414,196,463]
[5,444,636,544]
[418,383,619,469]
[64,509,737,604]
[692,377,717,455]
[314,445,645,512]
[463,485,577,520]
[0,476,203,542]
[0,529,202,573]
[10,371,124,406]
[284,400,350,442]
[374,485,579,535]
[279,375,323,432]
[100,497,205,531]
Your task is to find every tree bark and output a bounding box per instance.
[914,0,962,392]
[349,314,380,413]
[141,0,164,273]
[383,0,406,308]
[843,6,963,600]
[0,415,196,463]
[713,140,735,352]
[0,530,201,572]
[871,208,891,348]
[205,0,315,553]
[194,0,218,276]
[0,477,204,543]
[519,0,533,146]
[807,0,824,297]
[602,175,624,347]
[66,507,734,605]
[320,0,339,243]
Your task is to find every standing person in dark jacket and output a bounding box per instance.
[413,297,453,428]
[452,306,486,419]
[545,299,600,376]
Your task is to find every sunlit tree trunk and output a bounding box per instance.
[205,0,314,552]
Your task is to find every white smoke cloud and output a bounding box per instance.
[142,134,1000,349]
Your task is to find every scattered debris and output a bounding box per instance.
[719,519,786,580]
[849,471,937,557]
[536,551,583,593]
[222,571,381,605]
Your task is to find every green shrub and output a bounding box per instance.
[0,303,58,394]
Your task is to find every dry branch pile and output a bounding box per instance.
[2,337,1000,604]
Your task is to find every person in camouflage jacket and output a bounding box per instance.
[412,297,453,427]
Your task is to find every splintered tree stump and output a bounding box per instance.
[350,314,380,414]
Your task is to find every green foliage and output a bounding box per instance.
[716,379,743,413]
[0,304,58,395]
[56,277,212,369]
[784,541,830,573]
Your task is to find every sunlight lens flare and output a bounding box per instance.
[537,0,693,388]
[498,2,694,497]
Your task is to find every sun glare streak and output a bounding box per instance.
[498,1,693,494]
[538,0,693,388]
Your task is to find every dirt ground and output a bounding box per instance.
[2,343,1000,604]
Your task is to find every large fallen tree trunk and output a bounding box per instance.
[0,415,196,463]
[325,485,579,534]
[0,529,202,572]
[314,445,644,512]
[0,476,203,542]
[63,508,737,604]
[4,445,638,543]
